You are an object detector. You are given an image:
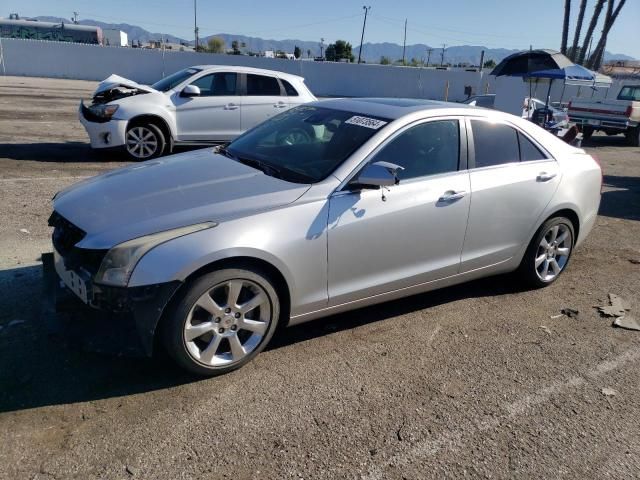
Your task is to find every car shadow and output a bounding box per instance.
[0,260,523,413]
[0,142,205,163]
[600,174,640,221]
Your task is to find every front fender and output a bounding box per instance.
[113,98,177,138]
[128,224,296,293]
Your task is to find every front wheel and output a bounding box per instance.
[162,268,281,376]
[517,217,575,288]
[124,123,165,161]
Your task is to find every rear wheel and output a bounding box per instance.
[163,268,280,376]
[124,123,165,161]
[517,217,575,288]
[625,126,640,147]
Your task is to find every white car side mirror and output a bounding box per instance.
[180,85,201,97]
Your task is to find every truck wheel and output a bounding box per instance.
[625,126,640,147]
[124,123,165,161]
[582,126,594,141]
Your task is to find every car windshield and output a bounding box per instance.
[618,86,640,101]
[226,105,391,184]
[151,68,202,92]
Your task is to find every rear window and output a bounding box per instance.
[281,79,299,96]
[518,132,547,161]
[617,86,640,101]
[471,120,520,168]
[247,74,281,96]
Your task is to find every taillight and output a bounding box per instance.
[592,154,603,193]
[625,105,633,117]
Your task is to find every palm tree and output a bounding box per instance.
[560,0,571,54]
[577,0,606,65]
[587,0,627,70]
[569,0,588,61]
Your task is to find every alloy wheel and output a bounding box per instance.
[183,279,271,367]
[535,224,572,282]
[126,126,158,159]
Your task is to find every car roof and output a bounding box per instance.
[310,97,476,120]
[191,65,305,81]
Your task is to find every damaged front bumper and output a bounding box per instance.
[79,101,128,149]
[43,252,181,357]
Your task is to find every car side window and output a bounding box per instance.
[372,120,460,180]
[471,120,520,168]
[190,72,237,96]
[281,79,299,96]
[518,132,547,161]
[247,74,281,96]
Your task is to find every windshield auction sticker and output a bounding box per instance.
[345,116,388,130]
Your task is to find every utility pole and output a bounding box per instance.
[426,47,433,67]
[357,5,371,64]
[320,38,325,59]
[71,12,79,24]
[440,44,447,66]
[194,0,199,50]
[402,19,407,65]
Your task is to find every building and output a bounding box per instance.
[102,28,127,47]
[0,17,102,44]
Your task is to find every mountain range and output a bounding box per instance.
[32,16,636,65]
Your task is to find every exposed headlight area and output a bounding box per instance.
[95,222,218,287]
[81,102,119,123]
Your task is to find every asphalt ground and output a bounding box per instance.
[0,76,639,480]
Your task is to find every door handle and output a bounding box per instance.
[225,103,239,110]
[438,190,467,202]
[274,101,288,108]
[536,172,557,182]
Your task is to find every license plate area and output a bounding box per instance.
[587,119,601,126]
[54,250,89,304]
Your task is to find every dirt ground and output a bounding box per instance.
[1,76,639,480]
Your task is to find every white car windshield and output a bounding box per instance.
[152,68,202,92]
[225,106,391,184]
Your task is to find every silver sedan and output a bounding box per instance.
[50,98,602,375]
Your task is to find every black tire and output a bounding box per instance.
[162,268,281,376]
[581,126,594,141]
[124,123,166,161]
[517,216,575,289]
[625,126,640,147]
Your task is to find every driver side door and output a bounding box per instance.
[173,72,241,142]
[327,118,471,306]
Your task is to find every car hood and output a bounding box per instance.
[53,149,311,249]
[93,74,158,96]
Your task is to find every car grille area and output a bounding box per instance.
[48,211,106,274]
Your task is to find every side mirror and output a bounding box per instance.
[353,161,403,188]
[180,84,201,97]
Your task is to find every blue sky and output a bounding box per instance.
[5,0,639,57]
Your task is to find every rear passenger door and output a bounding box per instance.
[240,73,289,131]
[460,118,561,272]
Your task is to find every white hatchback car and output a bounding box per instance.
[79,65,317,160]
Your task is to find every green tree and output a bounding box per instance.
[307,48,311,58]
[380,56,391,65]
[294,45,301,59]
[483,59,496,69]
[231,40,241,55]
[325,40,354,62]
[207,36,225,54]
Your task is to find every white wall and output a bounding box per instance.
[0,38,485,101]
[0,38,625,104]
